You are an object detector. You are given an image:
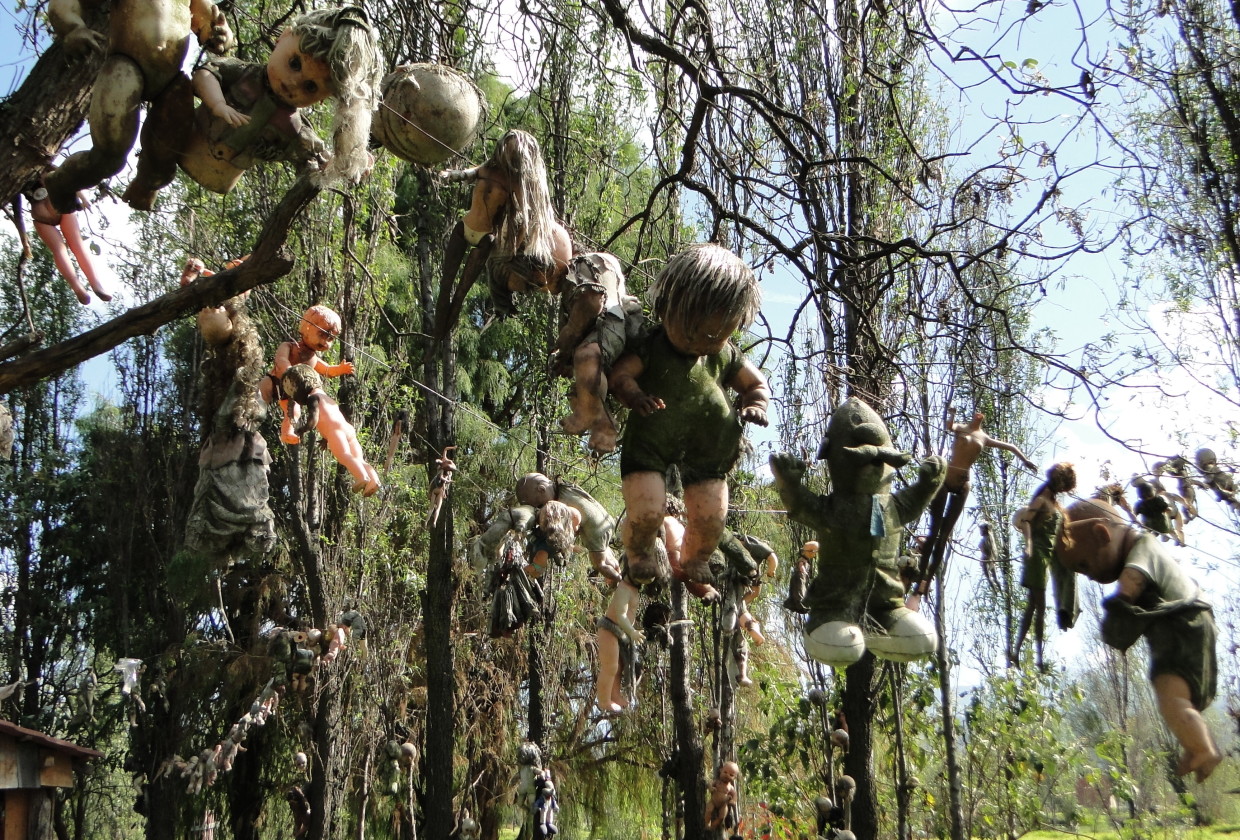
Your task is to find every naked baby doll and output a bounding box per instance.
[1057,498,1221,782]
[280,364,380,496]
[24,181,112,304]
[44,0,234,212]
[435,130,572,338]
[594,573,644,713]
[260,305,355,445]
[610,243,770,586]
[704,761,740,831]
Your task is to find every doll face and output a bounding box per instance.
[268,29,334,108]
[1055,518,1124,583]
[300,318,339,353]
[664,311,744,358]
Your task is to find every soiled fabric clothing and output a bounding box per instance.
[619,327,747,485]
[553,480,615,554]
[559,253,646,366]
[195,57,325,171]
[1101,534,1216,709]
[717,533,774,582]
[1020,510,1061,590]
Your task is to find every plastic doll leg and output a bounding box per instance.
[620,471,668,582]
[44,56,145,213]
[679,479,728,583]
[280,400,302,445]
[920,487,968,593]
[1010,593,1038,666]
[433,223,493,339]
[57,212,112,301]
[123,74,195,211]
[33,221,91,304]
[594,628,623,712]
[562,342,618,452]
[1152,674,1221,781]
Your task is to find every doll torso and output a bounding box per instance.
[107,0,193,96]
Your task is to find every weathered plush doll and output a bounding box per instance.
[1194,448,1239,512]
[151,5,382,207]
[1011,462,1078,669]
[426,446,457,527]
[1132,476,1184,545]
[553,252,646,453]
[43,0,234,213]
[280,364,381,496]
[704,761,740,831]
[594,573,644,713]
[435,130,572,337]
[770,397,947,666]
[24,183,112,304]
[525,500,581,579]
[783,540,817,614]
[610,244,770,587]
[914,409,1036,596]
[532,770,560,839]
[1153,455,1204,522]
[261,305,354,445]
[1057,498,1221,781]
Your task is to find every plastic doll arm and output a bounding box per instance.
[48,0,106,56]
[729,358,770,426]
[763,552,778,579]
[193,68,250,127]
[189,0,234,53]
[1114,566,1148,603]
[982,435,1037,471]
[1011,506,1034,558]
[271,341,296,379]
[610,353,664,415]
[439,166,481,184]
[314,359,356,378]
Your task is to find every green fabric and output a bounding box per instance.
[619,327,746,484]
[1019,510,1060,590]
[1103,596,1217,710]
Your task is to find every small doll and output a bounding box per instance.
[1092,480,1136,522]
[1011,462,1078,670]
[718,533,776,686]
[1195,448,1240,512]
[704,761,740,831]
[426,446,457,527]
[770,397,946,666]
[610,244,770,587]
[594,573,644,713]
[1153,455,1204,522]
[434,129,572,337]
[977,522,1002,593]
[43,0,234,213]
[1057,498,1220,781]
[126,6,382,208]
[23,182,112,304]
[783,540,817,614]
[914,409,1036,596]
[525,500,581,578]
[553,252,646,453]
[515,473,620,582]
[532,770,560,839]
[280,364,381,496]
[1132,476,1184,545]
[261,305,354,445]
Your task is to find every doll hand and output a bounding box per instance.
[330,361,356,377]
[739,405,768,426]
[63,26,106,58]
[213,104,250,128]
[768,452,806,485]
[1021,457,1037,472]
[627,628,645,645]
[630,394,666,416]
[202,7,234,53]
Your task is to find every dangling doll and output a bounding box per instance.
[280,364,380,496]
[23,181,112,304]
[260,305,354,445]
[1011,462,1078,669]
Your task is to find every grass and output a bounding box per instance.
[1018,824,1240,839]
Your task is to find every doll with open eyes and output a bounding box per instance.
[259,305,354,445]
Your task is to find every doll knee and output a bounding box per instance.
[865,607,937,662]
[804,621,865,667]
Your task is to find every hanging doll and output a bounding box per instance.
[770,397,947,666]
[1011,462,1078,669]
[1153,455,1204,522]
[553,252,647,453]
[719,533,776,686]
[1132,475,1185,545]
[1194,448,1240,512]
[426,446,457,527]
[23,181,113,304]
[1092,480,1136,522]
[704,761,740,831]
[594,573,644,712]
[280,364,381,496]
[913,408,1036,598]
[42,0,233,212]
[486,530,543,638]
[125,7,382,209]
[618,495,717,599]
[260,305,354,445]
[516,472,620,582]
[525,500,581,579]
[977,522,1002,593]
[783,541,817,614]
[434,129,572,338]
[532,769,560,839]
[610,244,770,586]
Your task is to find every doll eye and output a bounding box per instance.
[289,55,302,72]
[303,80,318,94]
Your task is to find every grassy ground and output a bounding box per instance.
[1020,824,1240,839]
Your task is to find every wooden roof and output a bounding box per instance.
[0,720,102,760]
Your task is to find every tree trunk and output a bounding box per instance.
[841,655,878,840]
[670,581,705,840]
[933,577,966,840]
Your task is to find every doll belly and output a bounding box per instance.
[180,134,246,194]
[109,3,193,97]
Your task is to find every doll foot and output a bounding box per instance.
[560,410,593,435]
[624,541,670,585]
[743,619,765,646]
[353,478,381,497]
[679,555,714,585]
[121,183,156,212]
[594,697,623,714]
[736,674,753,687]
[864,607,937,662]
[70,285,91,305]
[88,280,112,302]
[1178,747,1222,782]
[587,422,618,454]
[804,621,865,667]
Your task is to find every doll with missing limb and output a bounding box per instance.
[23,182,113,304]
[770,397,947,666]
[1011,463,1079,670]
[913,409,1036,598]
[142,5,382,208]
[594,571,644,713]
[280,364,380,496]
[43,0,234,213]
[435,130,572,338]
[704,761,740,831]
[426,446,457,527]
[610,244,770,587]
[260,306,355,445]
[1057,498,1221,781]
[719,533,776,686]
[553,252,646,453]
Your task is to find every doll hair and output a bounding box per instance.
[536,500,576,561]
[302,304,343,338]
[290,5,382,183]
[648,243,762,339]
[489,130,558,266]
[1030,461,1076,524]
[281,364,324,437]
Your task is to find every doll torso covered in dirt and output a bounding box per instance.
[91,0,194,96]
[619,327,747,482]
[771,397,946,666]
